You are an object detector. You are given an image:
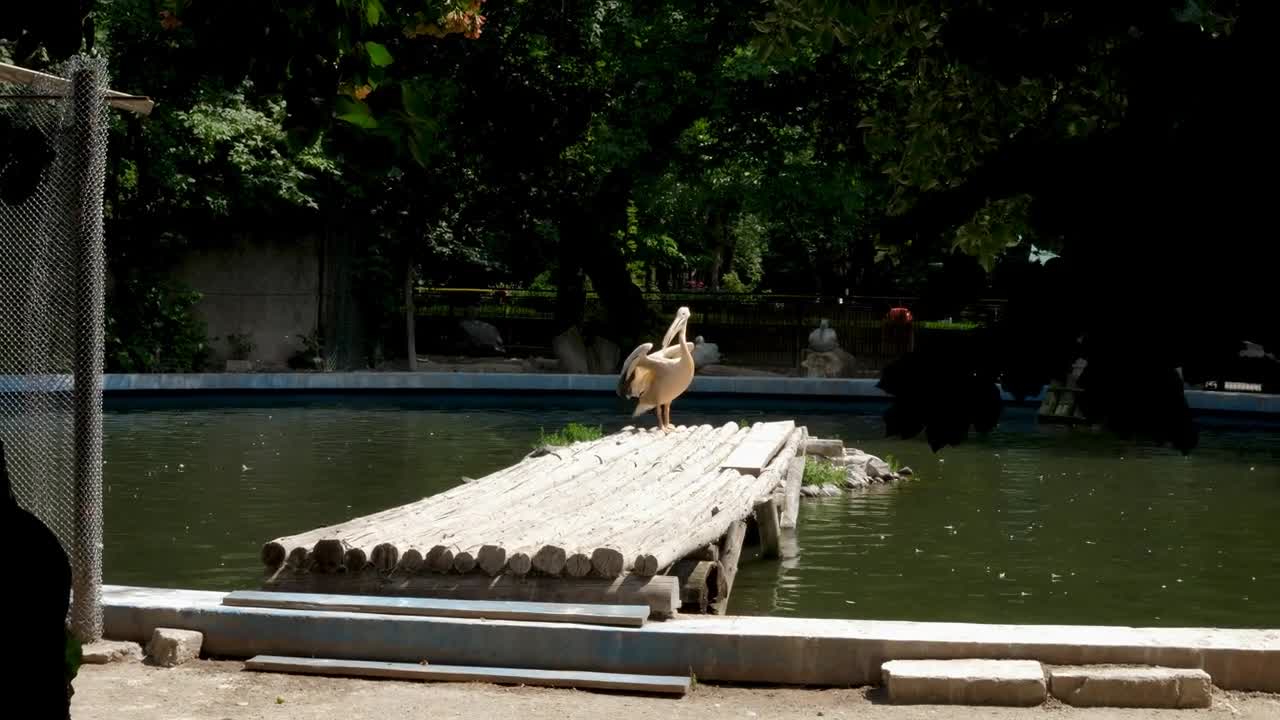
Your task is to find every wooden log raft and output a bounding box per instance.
[258,421,806,613]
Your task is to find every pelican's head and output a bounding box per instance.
[662,307,692,347]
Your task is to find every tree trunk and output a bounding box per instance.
[707,209,726,290]
[554,238,587,333]
[404,264,417,371]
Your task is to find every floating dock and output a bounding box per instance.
[261,420,809,617]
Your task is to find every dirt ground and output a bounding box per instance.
[72,660,1280,720]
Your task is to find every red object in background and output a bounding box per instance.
[886,307,913,324]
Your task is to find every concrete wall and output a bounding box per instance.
[173,234,321,367]
[103,585,1280,691]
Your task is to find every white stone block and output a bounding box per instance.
[882,659,1046,706]
[146,628,204,667]
[1048,665,1212,708]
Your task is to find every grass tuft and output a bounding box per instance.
[802,456,845,487]
[535,422,604,448]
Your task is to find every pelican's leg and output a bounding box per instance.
[660,404,672,433]
[665,403,675,432]
[654,405,664,431]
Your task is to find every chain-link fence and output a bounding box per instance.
[0,56,109,642]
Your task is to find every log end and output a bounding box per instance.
[344,547,368,573]
[310,539,345,574]
[565,553,592,577]
[285,546,308,570]
[261,541,286,569]
[371,543,400,573]
[477,545,507,576]
[507,552,532,576]
[425,545,455,573]
[590,547,624,579]
[532,545,567,576]
[453,551,477,574]
[396,548,423,574]
[633,553,659,577]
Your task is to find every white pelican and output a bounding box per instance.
[617,307,695,432]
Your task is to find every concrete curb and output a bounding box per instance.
[103,586,1280,691]
[3,373,1276,415]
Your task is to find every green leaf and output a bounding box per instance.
[335,97,378,129]
[365,41,393,67]
[402,83,430,119]
[366,0,384,26]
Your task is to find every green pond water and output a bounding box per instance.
[98,393,1279,628]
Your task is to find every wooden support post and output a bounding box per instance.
[754,497,781,560]
[781,456,804,529]
[710,520,747,615]
[669,559,721,613]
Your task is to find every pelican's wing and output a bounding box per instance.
[618,343,654,398]
[618,342,687,399]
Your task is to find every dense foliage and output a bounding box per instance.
[3,1,1275,451]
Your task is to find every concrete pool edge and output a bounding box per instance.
[102,585,1280,692]
[6,372,1277,415]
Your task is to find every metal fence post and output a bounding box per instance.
[68,58,108,642]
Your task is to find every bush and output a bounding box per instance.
[106,276,210,373]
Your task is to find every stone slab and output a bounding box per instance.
[81,640,143,664]
[101,585,1280,691]
[146,627,204,667]
[1048,665,1212,708]
[882,659,1047,706]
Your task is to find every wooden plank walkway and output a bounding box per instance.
[244,655,691,695]
[262,421,805,585]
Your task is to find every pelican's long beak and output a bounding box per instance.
[661,314,685,348]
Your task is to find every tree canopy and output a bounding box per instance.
[2,0,1273,450]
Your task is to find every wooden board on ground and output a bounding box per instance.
[244,655,691,696]
[223,590,648,628]
[720,420,795,476]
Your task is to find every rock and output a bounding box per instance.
[800,485,821,498]
[843,470,870,489]
[899,466,914,477]
[865,457,893,479]
[81,640,142,665]
[587,335,620,374]
[819,483,843,497]
[458,319,505,354]
[808,319,839,353]
[882,659,1047,707]
[691,336,721,366]
[552,327,591,374]
[146,628,203,667]
[1048,666,1211,709]
[801,348,858,378]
